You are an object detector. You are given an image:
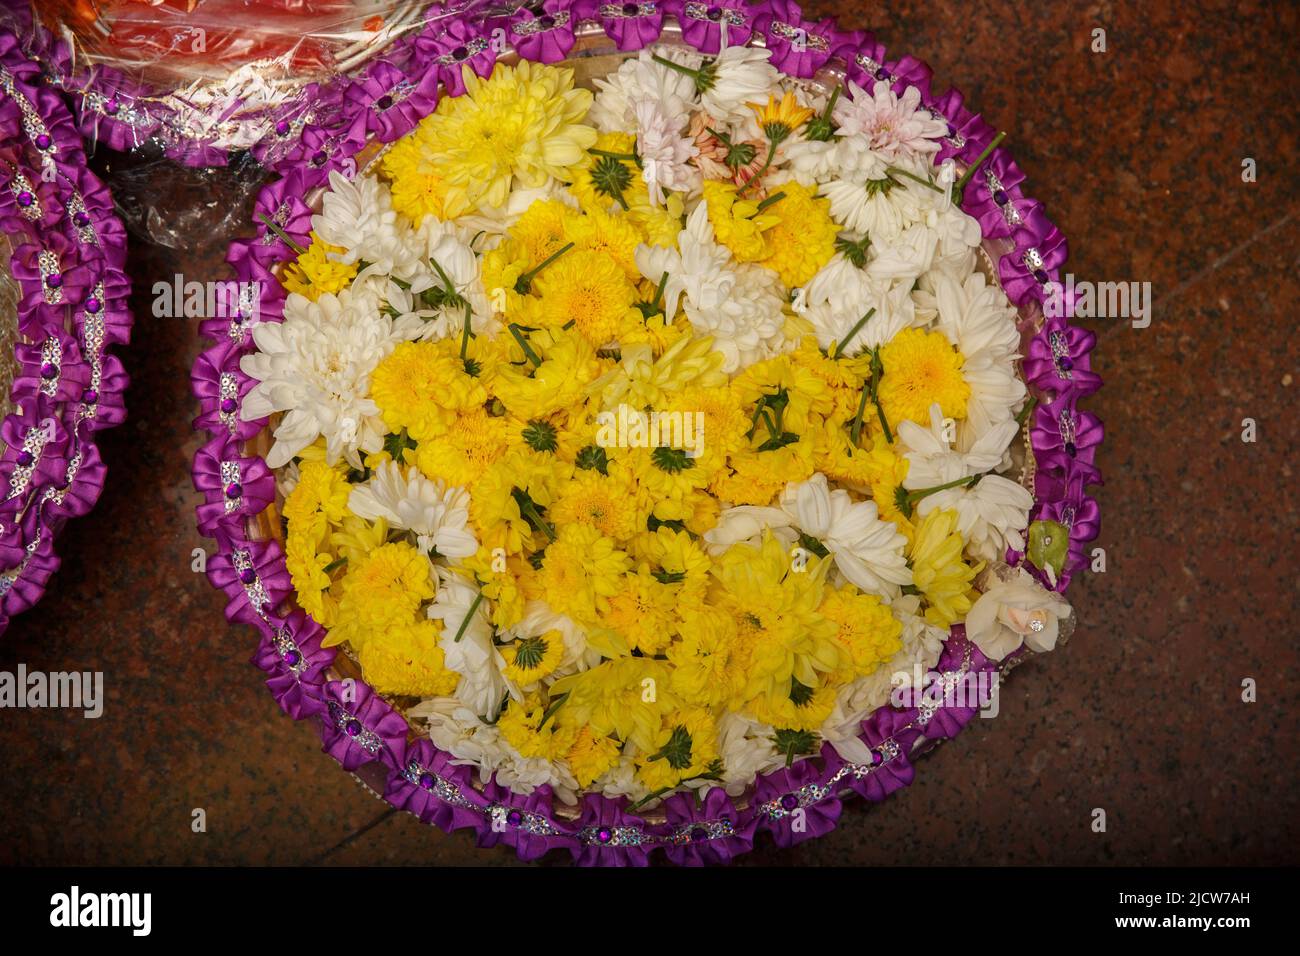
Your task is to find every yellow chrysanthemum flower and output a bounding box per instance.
[467,448,560,555]
[747,91,816,140]
[490,326,608,419]
[532,248,640,346]
[498,694,578,762]
[372,340,487,441]
[549,656,676,753]
[745,678,836,732]
[510,198,580,268]
[877,327,970,427]
[605,569,680,655]
[535,523,630,626]
[415,406,509,487]
[283,459,352,545]
[566,727,621,788]
[909,509,983,627]
[286,529,339,627]
[501,629,566,685]
[754,180,837,287]
[421,61,596,212]
[457,545,528,629]
[629,526,713,601]
[329,541,435,648]
[637,707,719,791]
[568,131,648,213]
[819,586,904,682]
[565,206,644,281]
[710,532,841,710]
[357,619,460,697]
[549,465,648,542]
[281,232,358,301]
[668,604,740,709]
[628,191,686,247]
[380,134,452,222]
[702,179,779,262]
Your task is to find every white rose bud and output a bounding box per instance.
[965,568,1073,661]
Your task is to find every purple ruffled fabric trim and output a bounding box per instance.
[189,0,1102,863]
[0,30,131,635]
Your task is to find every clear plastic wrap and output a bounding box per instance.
[0,1,499,246]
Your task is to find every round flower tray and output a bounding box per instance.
[193,1,1101,863]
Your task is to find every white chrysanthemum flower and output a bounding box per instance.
[588,48,699,132]
[312,171,423,278]
[700,45,782,123]
[866,220,941,282]
[800,255,920,353]
[428,568,516,716]
[240,287,412,468]
[822,171,929,239]
[633,97,700,206]
[413,697,577,802]
[703,505,795,555]
[780,473,912,598]
[639,203,784,372]
[716,713,786,796]
[897,406,1033,561]
[833,80,948,161]
[347,461,477,560]
[595,754,650,803]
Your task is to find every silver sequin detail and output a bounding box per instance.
[769,20,829,52]
[511,11,571,37]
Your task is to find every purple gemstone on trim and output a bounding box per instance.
[707,5,722,19]
[993,189,1008,205]
[82,388,98,403]
[871,750,882,765]
[876,68,892,80]
[1065,441,1077,457]
[780,793,798,811]
[452,45,468,60]
[419,772,435,790]
[539,14,556,28]
[1033,268,1049,284]
[506,809,523,826]
[239,567,257,584]
[344,719,362,737]
[40,362,57,379]
[596,827,613,844]
[690,826,708,842]
[35,134,51,150]
[85,296,101,313]
[17,451,33,466]
[45,272,62,289]
[311,150,327,166]
[275,120,290,136]
[17,191,32,206]
[105,99,119,114]
[220,398,238,414]
[224,482,242,499]
[74,211,91,227]
[621,2,638,14]
[376,94,394,110]
[1058,356,1074,372]
[284,648,302,667]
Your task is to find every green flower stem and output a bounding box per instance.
[651,53,711,90]
[849,380,871,445]
[805,84,842,141]
[516,493,556,542]
[322,556,347,575]
[588,147,640,163]
[538,691,570,729]
[257,213,307,256]
[885,165,943,193]
[830,307,875,358]
[869,347,894,443]
[452,590,484,643]
[514,241,574,294]
[900,473,982,516]
[1015,395,1038,427]
[736,137,779,197]
[954,130,1007,197]
[508,323,543,368]
[459,300,473,360]
[755,190,787,212]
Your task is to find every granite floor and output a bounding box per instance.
[0,1,1296,866]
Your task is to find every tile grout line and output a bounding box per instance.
[308,808,397,866]
[1095,205,1298,341]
